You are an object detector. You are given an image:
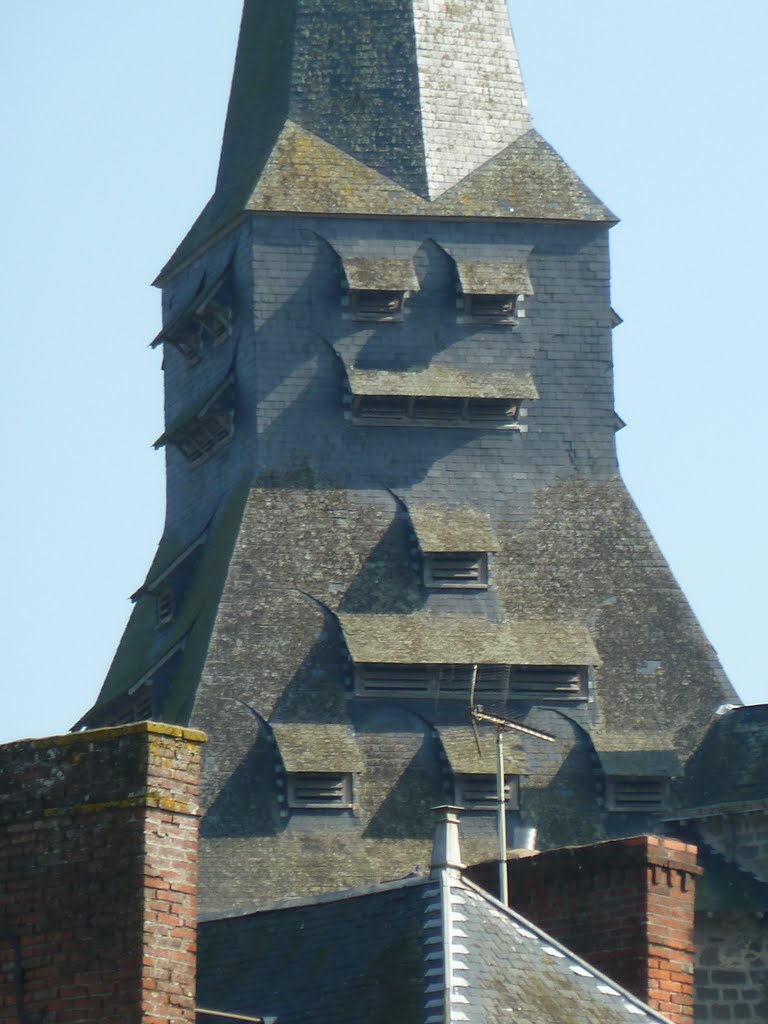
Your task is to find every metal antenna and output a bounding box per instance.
[468,699,555,907]
[469,665,482,756]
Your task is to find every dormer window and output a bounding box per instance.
[151,265,234,364]
[438,245,534,326]
[197,299,232,347]
[153,374,236,467]
[175,410,234,465]
[346,368,537,430]
[424,552,489,589]
[337,253,419,322]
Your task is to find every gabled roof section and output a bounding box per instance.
[438,725,526,775]
[338,614,600,666]
[270,722,364,773]
[157,2,614,283]
[197,870,671,1023]
[591,731,683,778]
[408,506,499,553]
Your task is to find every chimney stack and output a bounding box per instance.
[466,835,701,1024]
[0,722,206,1023]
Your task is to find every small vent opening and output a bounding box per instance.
[455,774,520,811]
[508,666,587,701]
[608,777,667,812]
[425,552,488,589]
[287,773,353,809]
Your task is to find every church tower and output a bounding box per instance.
[80,0,738,915]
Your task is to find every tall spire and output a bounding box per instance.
[159,0,615,282]
[218,0,531,202]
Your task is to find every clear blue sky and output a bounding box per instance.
[1,1,766,745]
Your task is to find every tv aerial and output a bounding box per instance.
[468,665,556,906]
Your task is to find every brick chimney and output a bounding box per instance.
[466,835,701,1024]
[0,721,206,1023]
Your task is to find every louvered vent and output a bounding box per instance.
[352,396,521,427]
[357,663,511,698]
[353,395,411,423]
[508,666,587,701]
[357,664,432,696]
[156,584,174,628]
[464,293,520,322]
[425,552,488,589]
[287,773,353,809]
[608,777,666,812]
[455,774,519,811]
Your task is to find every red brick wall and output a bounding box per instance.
[0,722,205,1023]
[467,835,701,1024]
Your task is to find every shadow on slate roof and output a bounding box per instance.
[197,872,671,1024]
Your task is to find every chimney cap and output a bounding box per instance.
[430,805,465,874]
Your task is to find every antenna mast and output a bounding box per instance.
[469,679,555,907]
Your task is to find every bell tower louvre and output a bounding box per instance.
[77,0,739,915]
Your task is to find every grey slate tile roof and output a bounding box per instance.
[674,704,768,810]
[338,614,600,666]
[196,870,671,1024]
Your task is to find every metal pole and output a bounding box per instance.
[496,727,508,906]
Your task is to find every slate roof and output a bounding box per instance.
[197,870,671,1024]
[673,704,768,811]
[338,614,600,666]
